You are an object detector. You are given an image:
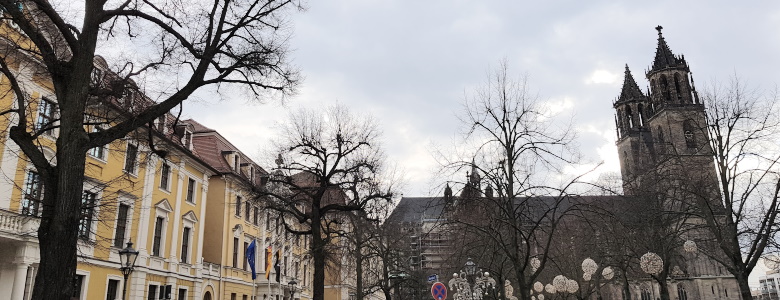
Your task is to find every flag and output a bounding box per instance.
[246,239,257,280]
[265,246,273,279]
[274,250,281,282]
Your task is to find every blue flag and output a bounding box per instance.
[246,239,257,280]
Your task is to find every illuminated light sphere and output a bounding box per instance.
[531,296,536,300]
[583,273,591,281]
[582,258,598,275]
[684,240,698,253]
[602,266,614,280]
[545,283,556,294]
[565,279,579,293]
[531,257,541,272]
[534,282,544,293]
[640,252,664,275]
[538,295,544,300]
[553,275,568,291]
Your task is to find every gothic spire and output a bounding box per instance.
[617,64,645,103]
[650,25,686,73]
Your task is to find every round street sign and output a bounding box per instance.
[431,282,447,300]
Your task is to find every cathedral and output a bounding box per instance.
[387,27,740,300]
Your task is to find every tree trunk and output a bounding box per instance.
[30,126,89,300]
[381,287,392,300]
[311,207,325,300]
[736,272,754,300]
[355,247,363,299]
[622,271,632,300]
[658,279,670,300]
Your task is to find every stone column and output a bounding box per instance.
[10,262,29,300]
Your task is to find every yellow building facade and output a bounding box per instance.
[0,45,218,300]
[188,120,312,300]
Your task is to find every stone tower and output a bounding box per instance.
[616,26,717,196]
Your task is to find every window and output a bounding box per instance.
[79,191,97,240]
[186,178,196,203]
[182,130,192,149]
[231,293,236,300]
[156,115,167,133]
[178,288,187,300]
[243,241,249,270]
[148,285,158,300]
[106,279,119,300]
[243,295,248,300]
[160,164,171,190]
[114,204,130,248]
[36,98,56,135]
[152,217,164,256]
[233,237,239,267]
[245,203,251,222]
[22,171,43,216]
[235,196,242,217]
[88,126,106,160]
[640,289,651,300]
[677,286,688,300]
[253,207,259,226]
[124,143,138,174]
[181,227,191,263]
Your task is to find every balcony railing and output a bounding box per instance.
[0,208,40,238]
[203,261,222,277]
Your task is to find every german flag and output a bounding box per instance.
[265,246,273,279]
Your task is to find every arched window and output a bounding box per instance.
[626,105,634,128]
[674,73,684,103]
[204,291,212,300]
[660,75,671,102]
[677,286,688,300]
[650,79,657,102]
[641,289,652,300]
[657,126,665,154]
[637,103,645,126]
[683,120,697,149]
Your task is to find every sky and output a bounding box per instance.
[177,1,780,285]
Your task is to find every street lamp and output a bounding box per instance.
[288,280,297,300]
[118,240,139,300]
[464,258,477,277]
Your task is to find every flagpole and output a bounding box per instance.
[252,238,256,300]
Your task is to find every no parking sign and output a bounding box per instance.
[431,282,447,300]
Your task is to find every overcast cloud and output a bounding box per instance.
[175,1,780,286]
[184,1,779,196]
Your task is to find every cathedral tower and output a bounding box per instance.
[616,26,717,196]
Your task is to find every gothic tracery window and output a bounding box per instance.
[674,73,684,103]
[677,286,688,300]
[660,75,671,102]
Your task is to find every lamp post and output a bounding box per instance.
[288,280,297,300]
[118,240,139,300]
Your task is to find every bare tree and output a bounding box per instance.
[0,0,301,298]
[258,105,395,300]
[690,77,780,299]
[437,62,586,300]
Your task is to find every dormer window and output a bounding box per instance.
[182,129,192,150]
[155,115,167,133]
[234,155,240,172]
